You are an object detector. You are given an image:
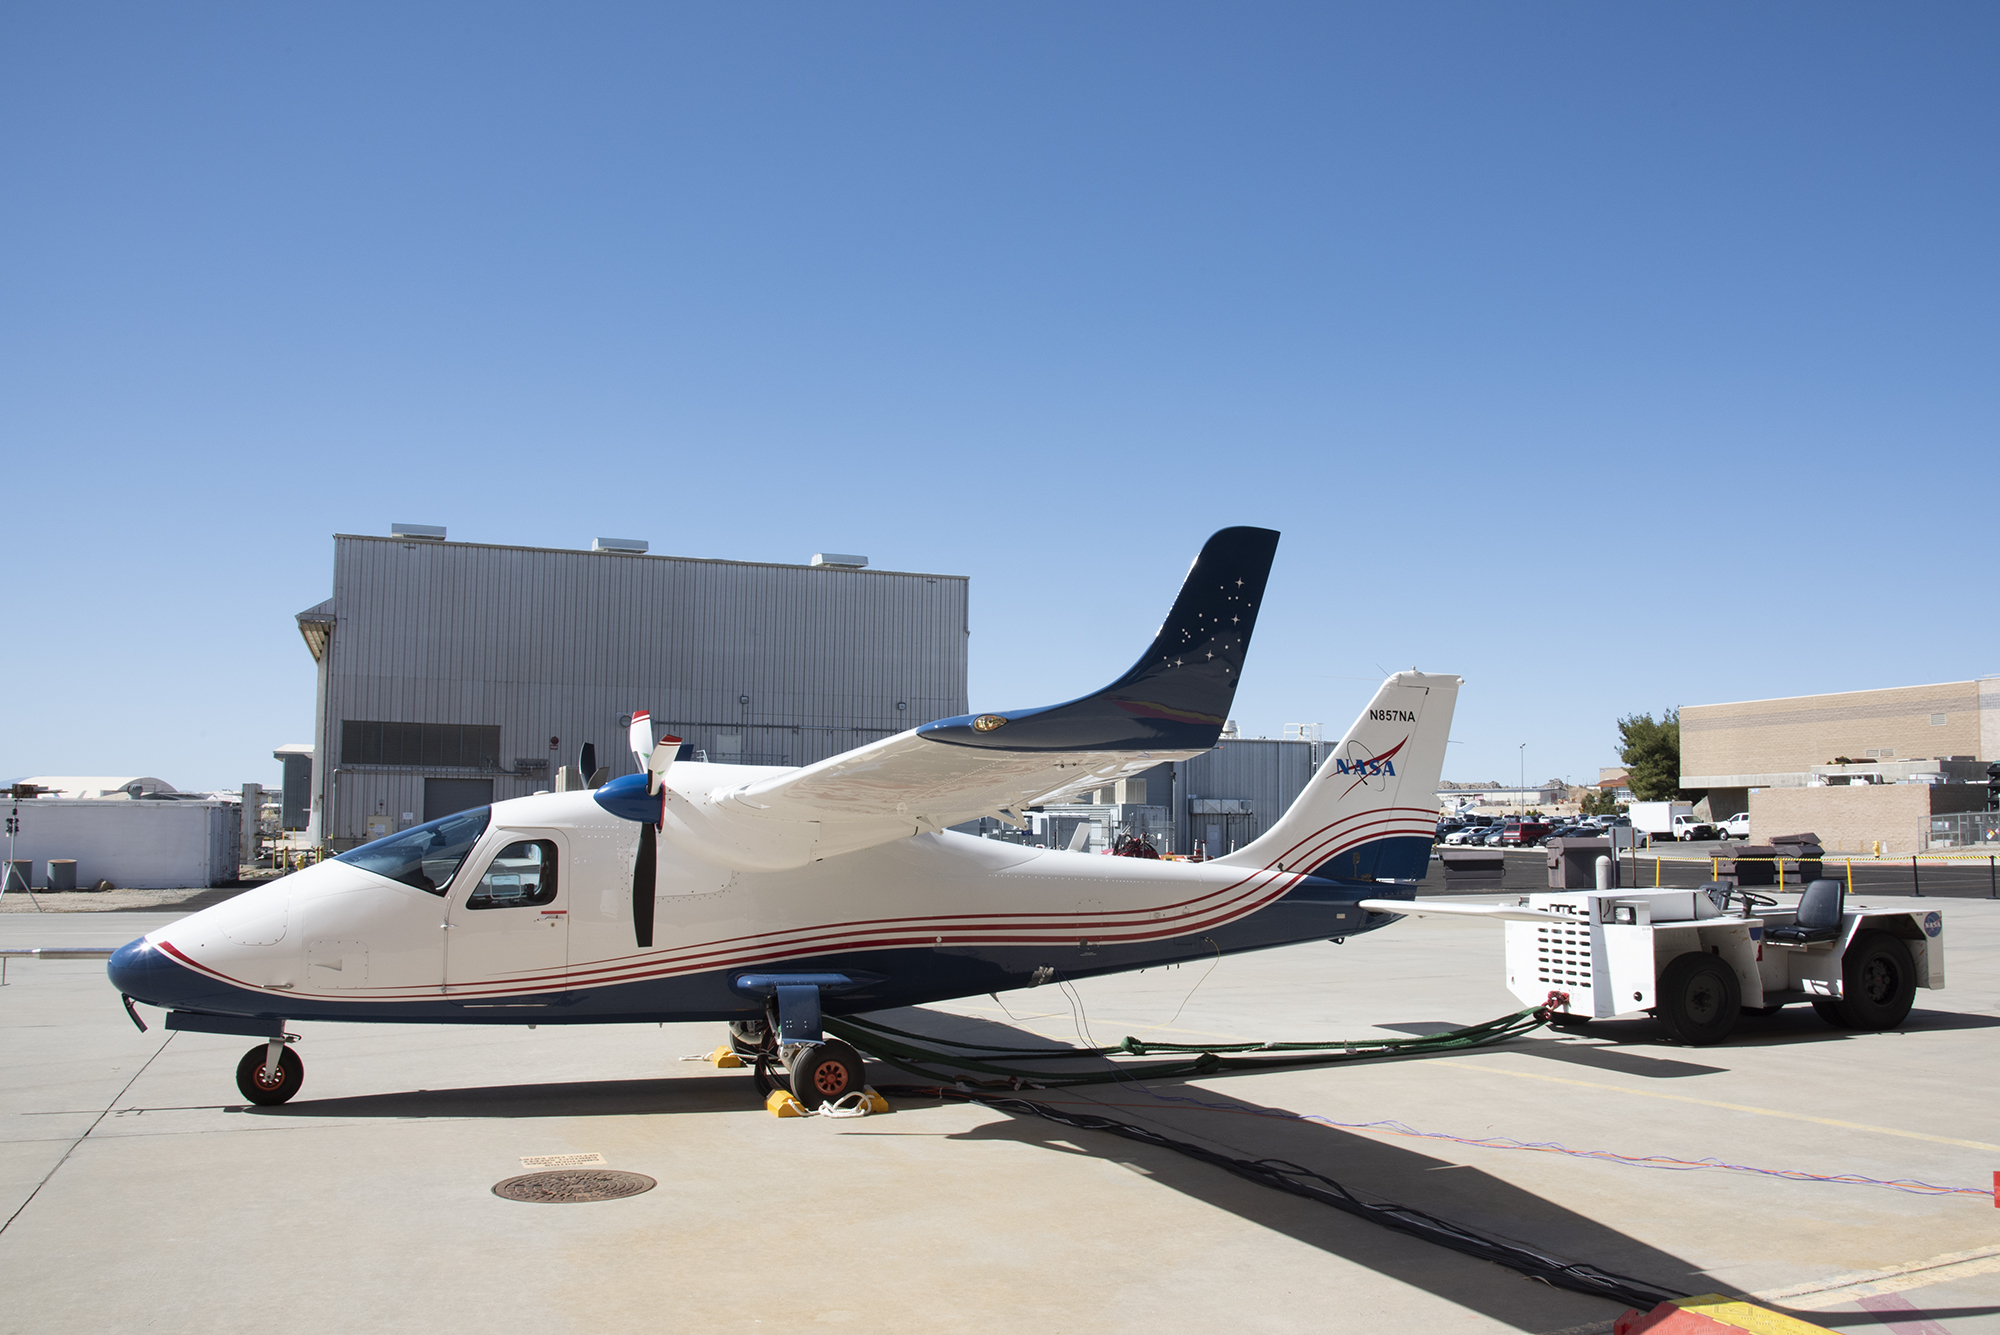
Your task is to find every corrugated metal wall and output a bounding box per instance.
[315,536,968,845]
[1169,739,1318,854]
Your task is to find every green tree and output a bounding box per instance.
[1580,788,1624,816]
[1617,709,1704,803]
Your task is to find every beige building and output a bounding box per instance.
[1681,679,1999,852]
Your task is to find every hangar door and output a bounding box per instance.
[425,778,495,822]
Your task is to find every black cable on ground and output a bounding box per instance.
[895,1086,1683,1312]
[823,1004,1552,1089]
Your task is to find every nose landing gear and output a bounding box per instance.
[235,1040,303,1105]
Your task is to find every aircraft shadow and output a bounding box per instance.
[855,1007,1713,1329]
[235,1074,750,1120]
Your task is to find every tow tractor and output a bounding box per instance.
[1359,880,1944,1045]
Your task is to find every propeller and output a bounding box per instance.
[578,742,607,790]
[621,708,679,947]
[627,710,681,795]
[632,822,656,949]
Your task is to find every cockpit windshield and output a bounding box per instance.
[334,806,491,895]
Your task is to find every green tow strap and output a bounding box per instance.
[822,1005,1549,1089]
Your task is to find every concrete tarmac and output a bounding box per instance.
[3,897,1996,1334]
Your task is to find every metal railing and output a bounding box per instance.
[1925,810,2000,849]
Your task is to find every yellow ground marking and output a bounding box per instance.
[1755,1246,2000,1310]
[1673,1295,1836,1335]
[1445,1061,2000,1152]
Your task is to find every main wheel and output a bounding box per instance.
[1833,931,1917,1030]
[235,1044,303,1105]
[728,1018,772,1059]
[1655,953,1740,1045]
[786,1040,865,1109]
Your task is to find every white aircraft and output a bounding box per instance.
[108,528,1459,1108]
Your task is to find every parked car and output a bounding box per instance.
[1480,827,1511,847]
[1498,821,1552,847]
[1669,813,1719,842]
[1717,812,1750,840]
[1444,826,1486,845]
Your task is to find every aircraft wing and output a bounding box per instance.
[715,527,1281,835]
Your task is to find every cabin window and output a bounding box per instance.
[336,806,491,895]
[466,840,560,910]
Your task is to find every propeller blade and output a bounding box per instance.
[578,742,598,784]
[628,710,654,762]
[647,733,682,794]
[632,822,656,949]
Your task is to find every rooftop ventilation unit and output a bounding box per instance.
[391,522,446,541]
[592,537,649,554]
[811,553,868,568]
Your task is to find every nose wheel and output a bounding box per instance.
[235,1042,303,1105]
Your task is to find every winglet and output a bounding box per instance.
[918,527,1280,752]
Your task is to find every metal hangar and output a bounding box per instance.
[295,526,968,850]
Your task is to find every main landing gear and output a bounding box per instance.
[735,1016,869,1110]
[728,973,876,1110]
[235,1039,303,1105]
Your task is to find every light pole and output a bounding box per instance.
[1519,743,1526,817]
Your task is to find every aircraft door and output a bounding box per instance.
[445,832,569,995]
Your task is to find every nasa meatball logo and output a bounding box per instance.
[1923,911,1942,938]
[1332,736,1410,793]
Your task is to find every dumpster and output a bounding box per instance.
[1546,837,1613,889]
[1769,832,1824,885]
[46,859,77,891]
[1439,848,1506,891]
[1713,845,1777,888]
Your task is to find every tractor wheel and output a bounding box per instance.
[1810,999,1852,1028]
[1655,953,1740,1045]
[1833,931,1917,1030]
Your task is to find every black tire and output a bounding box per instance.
[1810,998,1852,1028]
[786,1039,865,1109]
[1546,1013,1592,1032]
[1834,931,1917,1030]
[235,1044,303,1105]
[1655,953,1740,1045]
[728,1018,771,1059]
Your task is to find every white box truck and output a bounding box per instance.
[1628,800,1691,844]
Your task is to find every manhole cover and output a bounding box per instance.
[492,1169,657,1204]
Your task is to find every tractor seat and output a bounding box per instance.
[1765,878,1844,946]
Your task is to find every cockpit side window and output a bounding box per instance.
[335,806,491,896]
[465,840,559,909]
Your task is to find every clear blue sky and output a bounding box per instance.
[3,3,1994,794]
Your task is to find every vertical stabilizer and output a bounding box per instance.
[1213,672,1459,882]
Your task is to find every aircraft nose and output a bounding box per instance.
[107,937,193,1009]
